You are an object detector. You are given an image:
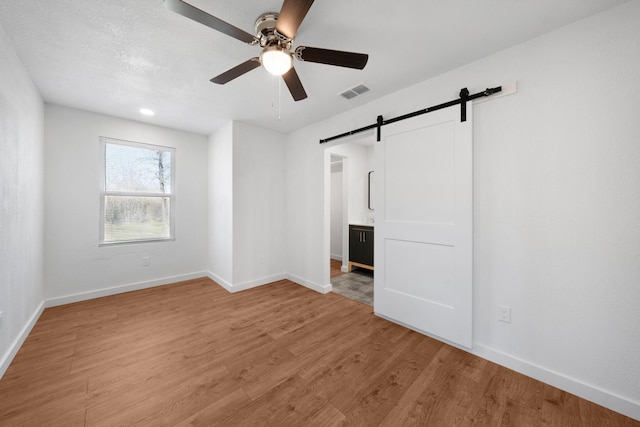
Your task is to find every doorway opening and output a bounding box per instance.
[326,135,375,306]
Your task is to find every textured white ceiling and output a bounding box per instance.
[0,0,628,135]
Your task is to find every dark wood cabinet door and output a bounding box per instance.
[349,225,374,267]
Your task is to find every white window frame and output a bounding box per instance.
[99,137,176,246]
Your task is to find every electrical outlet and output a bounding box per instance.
[498,305,511,323]
[143,257,150,267]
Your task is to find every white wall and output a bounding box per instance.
[208,121,287,291]
[208,122,233,286]
[286,131,327,292]
[330,159,343,260]
[285,1,640,419]
[0,26,45,377]
[232,121,286,289]
[44,105,209,304]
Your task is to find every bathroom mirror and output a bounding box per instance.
[368,170,375,210]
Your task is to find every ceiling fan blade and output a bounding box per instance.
[210,58,261,84]
[276,0,314,40]
[164,0,256,44]
[295,46,368,69]
[282,67,308,101]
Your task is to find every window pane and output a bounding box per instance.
[105,143,172,193]
[104,196,171,242]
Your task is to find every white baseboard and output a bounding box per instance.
[206,272,233,292]
[207,272,287,293]
[208,271,332,295]
[473,344,640,422]
[207,271,331,295]
[287,273,332,294]
[330,254,342,261]
[45,272,209,307]
[0,301,45,380]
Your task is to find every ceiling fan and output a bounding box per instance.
[164,0,369,101]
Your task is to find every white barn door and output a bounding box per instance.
[374,105,473,348]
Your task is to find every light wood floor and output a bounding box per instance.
[331,258,346,278]
[0,278,637,426]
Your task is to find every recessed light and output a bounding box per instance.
[140,108,155,116]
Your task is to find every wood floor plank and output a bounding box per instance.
[84,335,221,399]
[542,385,587,426]
[284,298,373,357]
[341,331,444,425]
[4,331,76,370]
[0,375,88,426]
[497,369,544,426]
[377,344,480,426]
[0,277,637,426]
[173,388,253,426]
[86,365,235,426]
[295,314,397,383]
[223,375,345,427]
[578,397,640,427]
[305,325,416,412]
[2,407,87,427]
[331,258,346,278]
[462,363,513,425]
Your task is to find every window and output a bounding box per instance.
[100,137,175,245]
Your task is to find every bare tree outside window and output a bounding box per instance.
[100,138,175,244]
[153,150,170,226]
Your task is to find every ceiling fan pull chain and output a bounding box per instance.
[278,77,282,121]
[271,76,276,110]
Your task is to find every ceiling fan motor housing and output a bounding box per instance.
[255,13,290,48]
[254,12,293,75]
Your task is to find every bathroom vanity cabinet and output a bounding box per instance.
[348,224,374,271]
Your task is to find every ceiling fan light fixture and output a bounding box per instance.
[260,46,293,76]
[166,0,368,101]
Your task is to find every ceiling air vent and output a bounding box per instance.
[339,83,370,100]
